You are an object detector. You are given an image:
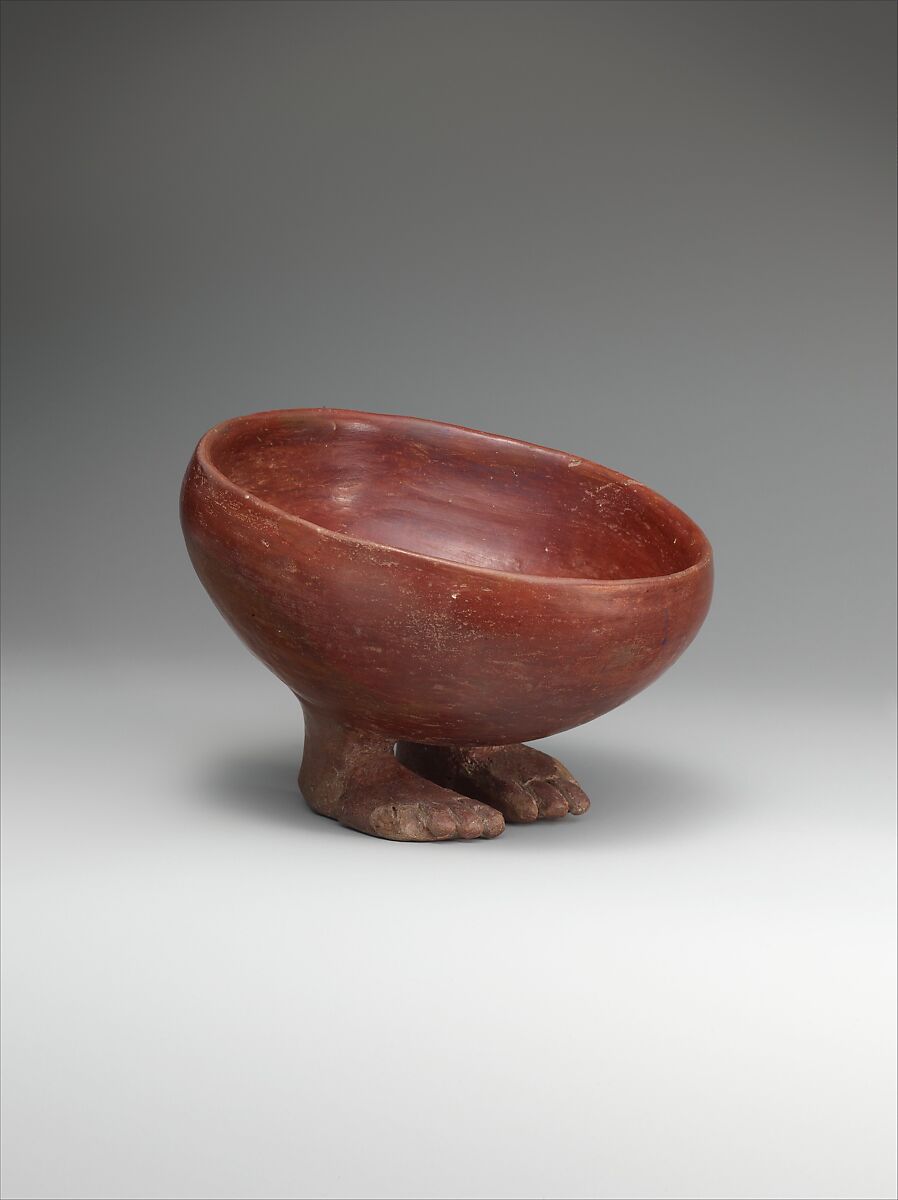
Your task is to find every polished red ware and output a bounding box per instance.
[181,408,712,841]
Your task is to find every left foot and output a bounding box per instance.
[299,707,505,842]
[395,742,590,824]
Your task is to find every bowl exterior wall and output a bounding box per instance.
[181,451,712,745]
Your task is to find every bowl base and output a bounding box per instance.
[298,706,590,841]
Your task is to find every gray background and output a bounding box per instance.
[2,2,895,1198]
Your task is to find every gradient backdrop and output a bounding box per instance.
[2,3,896,1198]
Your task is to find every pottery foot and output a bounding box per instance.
[298,707,505,842]
[396,741,590,824]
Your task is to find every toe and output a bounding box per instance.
[458,801,509,840]
[449,798,505,839]
[368,802,411,840]
[368,801,450,841]
[453,801,484,839]
[423,803,457,840]
[480,805,506,838]
[367,798,507,842]
[558,777,590,815]
[499,784,540,824]
[529,780,569,819]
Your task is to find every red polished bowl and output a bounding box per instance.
[181,408,712,746]
[182,408,713,840]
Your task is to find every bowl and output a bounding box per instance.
[181,408,712,841]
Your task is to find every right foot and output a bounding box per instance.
[396,740,590,824]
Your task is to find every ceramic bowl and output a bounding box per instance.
[181,409,712,840]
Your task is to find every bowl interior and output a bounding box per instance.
[207,411,707,581]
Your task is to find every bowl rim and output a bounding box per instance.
[193,407,714,590]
